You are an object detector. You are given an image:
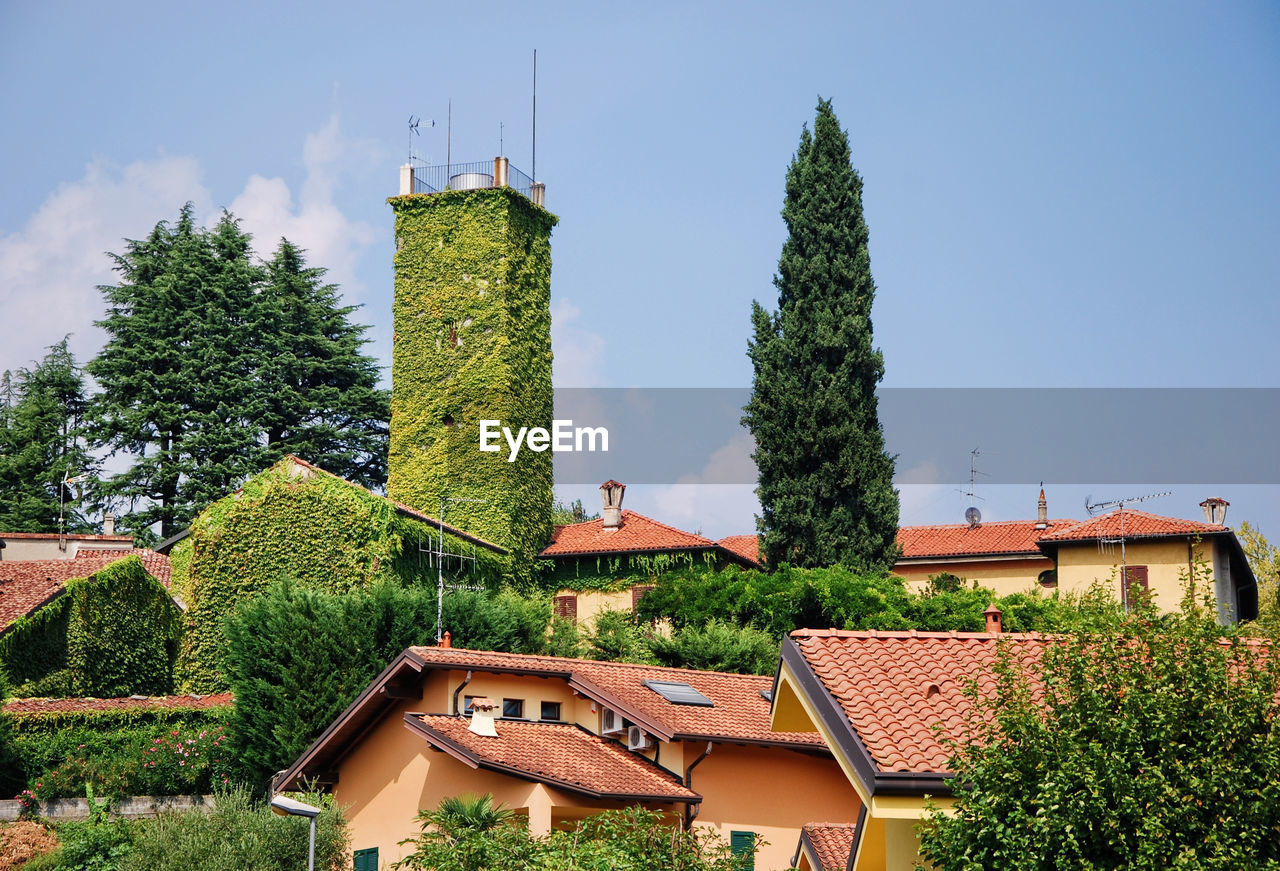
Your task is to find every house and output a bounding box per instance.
[769,621,1045,870]
[792,823,860,871]
[276,645,862,870]
[0,548,172,634]
[0,529,135,562]
[541,481,761,627]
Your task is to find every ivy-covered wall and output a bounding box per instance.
[178,457,510,693]
[545,551,722,593]
[388,188,557,572]
[0,557,182,698]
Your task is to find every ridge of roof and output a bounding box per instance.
[540,509,717,557]
[896,519,1076,559]
[0,552,173,632]
[1038,508,1228,543]
[799,822,860,871]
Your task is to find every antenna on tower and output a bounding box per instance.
[423,496,488,644]
[531,49,537,181]
[1083,490,1172,610]
[408,115,434,163]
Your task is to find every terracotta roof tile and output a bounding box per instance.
[541,510,718,558]
[800,823,859,870]
[896,520,1074,559]
[407,646,824,747]
[0,551,172,632]
[408,714,698,801]
[1038,509,1226,543]
[3,693,232,716]
[74,548,172,586]
[790,629,1047,774]
[717,535,764,566]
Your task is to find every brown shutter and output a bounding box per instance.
[554,594,577,622]
[632,585,655,609]
[1124,565,1149,600]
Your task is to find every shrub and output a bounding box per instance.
[585,610,650,663]
[645,619,778,675]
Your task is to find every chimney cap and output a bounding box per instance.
[983,603,1003,634]
[600,479,625,490]
[1199,497,1230,506]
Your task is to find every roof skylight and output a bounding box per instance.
[643,679,714,707]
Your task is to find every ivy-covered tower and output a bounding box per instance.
[388,161,556,568]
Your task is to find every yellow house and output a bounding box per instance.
[277,645,861,870]
[769,625,1047,870]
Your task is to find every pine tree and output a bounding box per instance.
[251,239,388,489]
[0,338,96,533]
[744,98,899,571]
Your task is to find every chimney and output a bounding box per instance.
[1035,486,1048,530]
[600,480,626,531]
[984,604,1003,635]
[468,697,500,737]
[103,512,115,536]
[1200,497,1229,525]
[440,630,452,649]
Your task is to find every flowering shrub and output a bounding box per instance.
[26,725,233,800]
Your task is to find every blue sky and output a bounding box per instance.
[2,1,1277,540]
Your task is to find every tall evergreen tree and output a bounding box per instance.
[88,206,389,539]
[252,239,388,488]
[744,98,899,571]
[0,338,96,533]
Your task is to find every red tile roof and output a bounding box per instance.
[789,629,1047,775]
[541,510,718,558]
[799,823,859,871]
[3,693,233,716]
[408,646,824,747]
[74,548,172,586]
[717,535,764,567]
[1038,509,1226,543]
[0,552,173,632]
[406,714,698,801]
[896,520,1073,559]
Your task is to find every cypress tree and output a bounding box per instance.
[744,98,899,571]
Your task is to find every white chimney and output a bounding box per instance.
[600,480,626,531]
[1035,487,1048,530]
[103,512,115,536]
[468,697,500,737]
[1200,497,1229,525]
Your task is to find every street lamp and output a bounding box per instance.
[270,795,322,871]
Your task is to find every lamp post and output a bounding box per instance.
[270,795,322,871]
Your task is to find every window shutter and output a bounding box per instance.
[554,594,577,622]
[730,831,755,871]
[1124,565,1149,600]
[353,847,378,871]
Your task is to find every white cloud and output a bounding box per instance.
[552,297,607,387]
[0,114,382,378]
[0,155,211,374]
[649,431,761,538]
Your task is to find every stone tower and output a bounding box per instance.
[388,161,556,568]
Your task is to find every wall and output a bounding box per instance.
[689,743,862,871]
[895,556,1052,596]
[0,534,133,561]
[1055,537,1215,612]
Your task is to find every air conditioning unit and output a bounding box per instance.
[601,708,625,735]
[627,725,654,752]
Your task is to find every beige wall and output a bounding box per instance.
[690,743,862,871]
[1055,538,1215,612]
[0,535,133,561]
[895,556,1053,597]
[554,588,635,629]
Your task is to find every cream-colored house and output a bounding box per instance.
[278,645,861,870]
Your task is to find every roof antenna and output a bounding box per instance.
[531,49,537,181]
[955,448,986,527]
[1083,491,1172,610]
[408,115,434,163]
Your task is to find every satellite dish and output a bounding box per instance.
[965,506,982,527]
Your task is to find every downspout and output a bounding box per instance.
[683,741,712,829]
[452,670,473,717]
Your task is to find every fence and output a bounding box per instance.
[409,158,537,201]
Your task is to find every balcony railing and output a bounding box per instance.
[406,157,540,204]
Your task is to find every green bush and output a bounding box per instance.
[646,620,778,675]
[585,610,651,663]
[225,581,553,788]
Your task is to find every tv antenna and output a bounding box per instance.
[955,448,986,526]
[408,115,434,163]
[59,470,88,548]
[1083,490,1172,610]
[425,496,488,644]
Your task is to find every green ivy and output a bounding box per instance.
[177,457,510,693]
[543,551,720,592]
[387,188,557,573]
[0,557,181,698]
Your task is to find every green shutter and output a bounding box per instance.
[730,831,755,871]
[353,847,378,871]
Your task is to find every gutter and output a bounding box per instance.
[452,670,472,717]
[683,740,712,829]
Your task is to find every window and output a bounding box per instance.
[554,594,578,622]
[462,695,478,715]
[1038,569,1058,589]
[503,698,524,718]
[730,831,756,871]
[643,680,714,707]
[353,847,378,871]
[632,584,655,608]
[540,701,562,721]
[1124,565,1149,604]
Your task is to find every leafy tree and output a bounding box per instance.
[1239,520,1280,629]
[0,670,22,798]
[251,240,388,488]
[744,97,899,572]
[918,605,1280,870]
[645,619,778,675]
[550,498,599,526]
[585,609,651,663]
[0,339,96,533]
[89,208,390,539]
